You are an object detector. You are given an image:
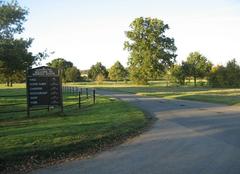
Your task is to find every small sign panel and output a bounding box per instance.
[27,66,62,107]
[48,76,61,106]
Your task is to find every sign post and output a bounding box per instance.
[26,66,63,116]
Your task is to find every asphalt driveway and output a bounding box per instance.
[31,90,240,174]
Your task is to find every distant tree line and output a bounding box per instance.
[208,59,240,87]
[168,53,240,88]
[85,56,240,88]
[1,6,239,88]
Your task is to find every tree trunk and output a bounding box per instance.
[166,76,169,87]
[6,78,9,87]
[194,76,197,87]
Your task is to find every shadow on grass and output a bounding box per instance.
[101,86,211,94]
[175,94,240,106]
[0,97,149,173]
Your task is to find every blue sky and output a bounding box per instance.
[18,0,240,70]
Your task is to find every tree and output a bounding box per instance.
[95,73,105,84]
[181,61,191,84]
[0,37,44,86]
[109,61,128,81]
[124,17,177,84]
[225,59,240,87]
[209,59,240,88]
[65,66,81,82]
[0,1,44,86]
[88,62,108,81]
[208,65,227,87]
[169,64,186,85]
[0,38,31,86]
[0,0,28,39]
[47,58,73,82]
[185,52,212,86]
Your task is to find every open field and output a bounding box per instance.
[99,86,240,106]
[1,82,240,106]
[65,81,240,106]
[0,85,148,173]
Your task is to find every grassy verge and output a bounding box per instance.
[0,85,149,173]
[96,86,240,106]
[136,88,240,105]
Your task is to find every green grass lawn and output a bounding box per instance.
[103,86,240,106]
[0,84,149,173]
[137,88,240,105]
[63,81,240,106]
[7,82,240,106]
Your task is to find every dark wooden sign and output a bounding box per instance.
[26,66,63,116]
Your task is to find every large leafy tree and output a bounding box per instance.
[88,62,108,81]
[47,58,73,82]
[0,0,28,39]
[0,1,44,86]
[109,61,128,81]
[0,38,32,85]
[124,17,177,84]
[185,52,212,86]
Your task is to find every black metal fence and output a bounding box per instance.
[0,87,96,116]
[62,86,96,108]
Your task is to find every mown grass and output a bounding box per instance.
[5,82,240,106]
[64,81,240,106]
[103,86,240,106]
[136,88,240,105]
[0,84,148,173]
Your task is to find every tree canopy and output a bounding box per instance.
[65,66,81,82]
[208,59,240,87]
[124,17,177,84]
[0,0,28,39]
[184,52,212,86]
[88,62,108,81]
[47,58,73,70]
[47,58,74,82]
[0,1,45,86]
[109,61,128,81]
[169,64,186,85]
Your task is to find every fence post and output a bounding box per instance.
[78,91,81,109]
[86,88,88,99]
[93,89,96,104]
[26,68,30,117]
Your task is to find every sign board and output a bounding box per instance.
[26,66,63,110]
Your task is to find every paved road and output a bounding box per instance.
[31,90,240,174]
